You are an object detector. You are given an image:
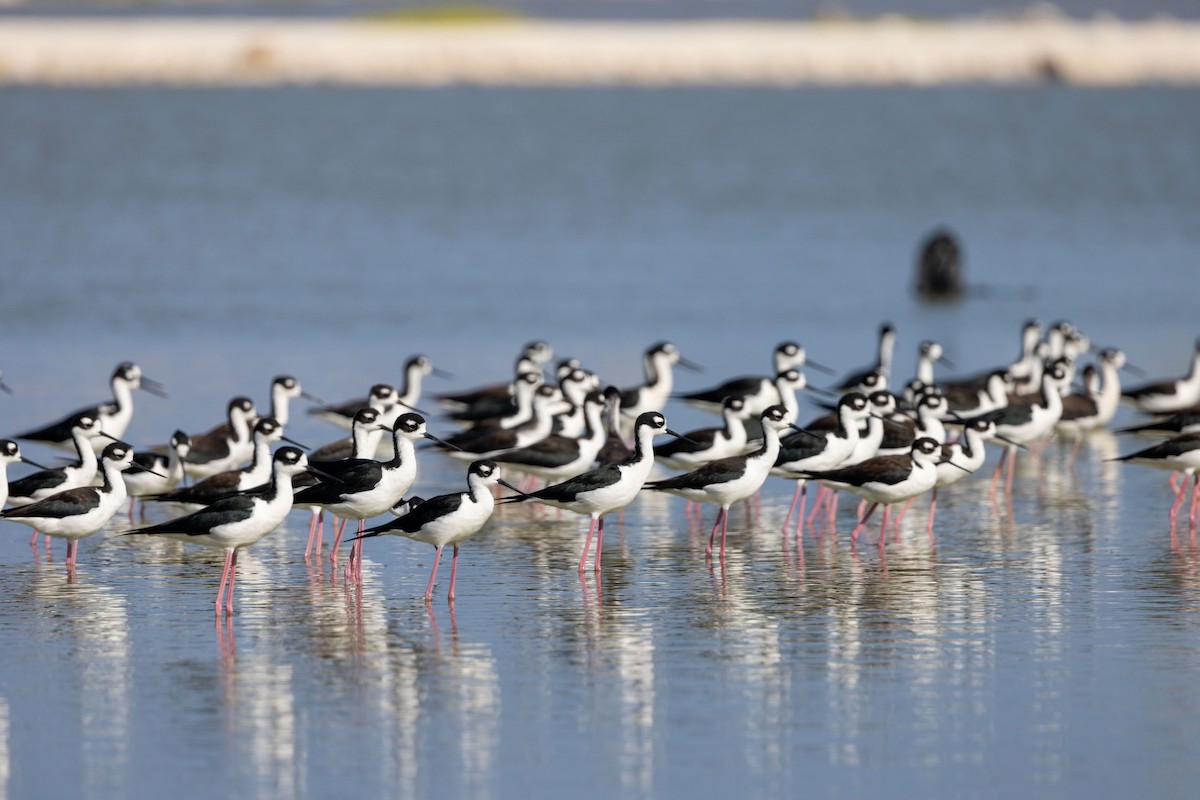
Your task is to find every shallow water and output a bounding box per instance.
[1,86,1200,799]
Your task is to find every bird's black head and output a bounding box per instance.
[353,408,381,427]
[1,439,18,458]
[761,405,787,424]
[778,341,801,358]
[724,396,747,413]
[913,438,940,457]
[230,396,255,414]
[517,371,541,386]
[638,411,667,431]
[114,362,139,381]
[395,413,425,434]
[73,413,100,432]
[255,417,282,437]
[170,430,190,448]
[370,384,397,401]
[275,375,299,391]
[840,393,869,413]
[274,446,305,467]
[471,460,499,480]
[103,441,134,463]
[584,389,605,407]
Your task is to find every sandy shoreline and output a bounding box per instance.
[2,17,1200,86]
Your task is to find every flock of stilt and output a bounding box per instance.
[2,319,1200,612]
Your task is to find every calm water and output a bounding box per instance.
[1,86,1200,799]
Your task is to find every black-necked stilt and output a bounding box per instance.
[127,446,318,615]
[921,418,1014,536]
[1057,348,1126,437]
[502,411,681,571]
[595,386,633,467]
[0,440,48,509]
[437,384,560,458]
[6,414,112,508]
[619,342,701,436]
[307,407,387,464]
[436,340,552,415]
[834,323,896,393]
[676,341,830,416]
[123,430,190,519]
[549,368,600,439]
[149,417,298,509]
[312,356,445,432]
[1122,337,1200,414]
[799,437,944,546]
[14,362,165,452]
[183,396,258,479]
[646,406,798,559]
[961,363,1069,495]
[449,371,544,431]
[295,413,447,568]
[1118,409,1200,437]
[491,390,608,483]
[1111,431,1200,531]
[772,393,872,534]
[943,370,1011,418]
[308,382,399,431]
[351,460,519,602]
[875,392,951,456]
[654,395,753,471]
[2,441,139,568]
[914,340,953,387]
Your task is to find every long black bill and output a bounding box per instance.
[803,358,837,376]
[282,435,310,450]
[140,377,168,398]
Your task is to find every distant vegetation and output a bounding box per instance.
[362,4,526,25]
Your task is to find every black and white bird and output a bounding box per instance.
[308,383,400,431]
[14,362,165,452]
[127,447,319,615]
[436,340,552,416]
[619,342,701,436]
[351,460,520,602]
[122,430,190,519]
[183,396,258,479]
[502,411,682,572]
[6,414,113,508]
[595,386,633,467]
[798,437,944,547]
[1122,337,1200,414]
[646,406,799,559]
[294,413,447,570]
[436,384,560,458]
[449,371,544,431]
[312,355,446,432]
[0,439,48,509]
[491,390,609,484]
[148,417,298,510]
[1057,348,1126,437]
[913,340,954,387]
[654,395,754,471]
[1112,430,1200,531]
[2,442,140,568]
[676,341,830,416]
[834,323,896,393]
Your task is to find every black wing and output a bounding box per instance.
[14,404,103,444]
[678,377,762,404]
[152,471,245,505]
[493,436,579,470]
[805,455,914,487]
[7,467,70,499]
[528,465,623,502]
[129,496,258,536]
[655,427,719,458]
[1118,432,1200,461]
[367,492,465,534]
[647,456,747,491]
[1,486,102,519]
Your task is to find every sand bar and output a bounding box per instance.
[2,17,1200,86]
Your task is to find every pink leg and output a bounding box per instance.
[28,529,40,549]
[65,539,77,567]
[849,502,879,545]
[226,550,238,615]
[805,486,826,528]
[1005,446,1017,494]
[877,504,891,546]
[329,517,347,562]
[828,491,840,527]
[706,508,723,558]
[990,448,1009,497]
[894,497,915,532]
[304,510,323,560]
[719,506,730,558]
[782,482,803,532]
[354,521,365,580]
[128,498,136,522]
[1190,474,1200,532]
[1169,477,1189,528]
[1170,472,1180,492]
[594,517,605,573]
[579,517,598,572]
[215,549,235,615]
[793,482,809,540]
[425,545,444,601]
[927,488,938,539]
[447,545,460,600]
